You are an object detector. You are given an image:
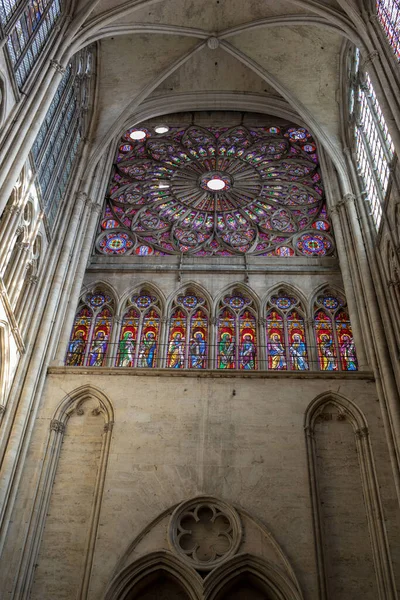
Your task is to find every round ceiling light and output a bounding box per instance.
[129,130,146,140]
[155,125,169,134]
[206,178,226,191]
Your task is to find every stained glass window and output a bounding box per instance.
[97,123,334,258]
[377,0,400,60]
[31,48,93,229]
[266,294,309,371]
[217,291,257,370]
[5,0,61,88]
[314,293,357,371]
[65,291,113,367]
[116,291,160,368]
[350,49,395,229]
[167,291,209,369]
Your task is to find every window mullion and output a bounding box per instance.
[35,74,75,164]
[43,112,79,207]
[357,125,386,207]
[364,85,394,166]
[11,1,58,71]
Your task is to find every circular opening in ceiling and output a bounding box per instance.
[206,178,226,191]
[155,125,169,134]
[130,130,146,140]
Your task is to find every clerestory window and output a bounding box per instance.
[376,0,400,60]
[350,48,395,229]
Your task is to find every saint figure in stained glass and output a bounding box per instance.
[289,333,308,370]
[118,331,135,367]
[218,332,235,369]
[189,331,207,369]
[168,332,185,368]
[66,306,92,366]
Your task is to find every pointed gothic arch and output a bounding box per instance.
[165,284,212,370]
[304,392,397,600]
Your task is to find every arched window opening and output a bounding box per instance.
[167,290,209,369]
[349,48,395,229]
[217,291,257,370]
[215,573,273,600]
[5,0,61,88]
[125,571,191,600]
[65,290,114,367]
[30,47,94,229]
[377,0,400,60]
[266,293,309,371]
[314,293,358,372]
[116,290,160,368]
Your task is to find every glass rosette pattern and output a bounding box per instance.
[97,124,334,257]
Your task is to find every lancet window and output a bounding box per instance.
[314,293,358,372]
[116,291,160,368]
[30,48,93,228]
[3,0,61,88]
[349,48,395,228]
[217,291,257,370]
[97,120,334,258]
[66,291,114,367]
[377,0,400,60]
[265,294,309,371]
[166,291,209,369]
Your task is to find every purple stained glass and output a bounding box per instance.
[98,123,333,257]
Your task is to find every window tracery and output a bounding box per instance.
[266,293,309,371]
[116,290,160,368]
[64,286,359,373]
[377,0,400,60]
[4,0,61,88]
[349,48,395,229]
[66,290,114,367]
[167,291,209,369]
[314,293,357,371]
[217,291,257,370]
[31,48,93,228]
[97,122,334,258]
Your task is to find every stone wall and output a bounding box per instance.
[4,369,399,599]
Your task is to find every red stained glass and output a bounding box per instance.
[189,309,208,369]
[218,307,236,369]
[336,310,358,371]
[117,308,139,367]
[314,310,338,371]
[167,308,186,368]
[239,309,257,370]
[287,310,309,370]
[266,310,286,370]
[138,309,159,368]
[66,306,92,366]
[87,308,112,367]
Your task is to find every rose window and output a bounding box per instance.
[169,497,242,570]
[97,123,334,257]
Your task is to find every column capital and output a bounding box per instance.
[91,202,102,215]
[104,421,114,433]
[50,419,65,434]
[362,50,380,67]
[49,59,66,75]
[343,193,356,205]
[0,404,6,416]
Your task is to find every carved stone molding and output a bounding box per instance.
[50,419,66,434]
[50,59,66,74]
[104,421,114,433]
[168,496,242,571]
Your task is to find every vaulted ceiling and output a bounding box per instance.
[73,0,363,162]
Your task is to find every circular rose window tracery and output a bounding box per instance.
[97,122,334,257]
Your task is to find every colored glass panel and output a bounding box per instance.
[189,309,208,369]
[138,309,159,368]
[167,308,186,368]
[239,310,257,370]
[218,307,236,369]
[87,308,112,367]
[99,124,332,257]
[315,310,338,371]
[377,0,400,60]
[117,308,139,367]
[266,310,286,370]
[336,310,358,371]
[66,306,92,366]
[288,311,309,371]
